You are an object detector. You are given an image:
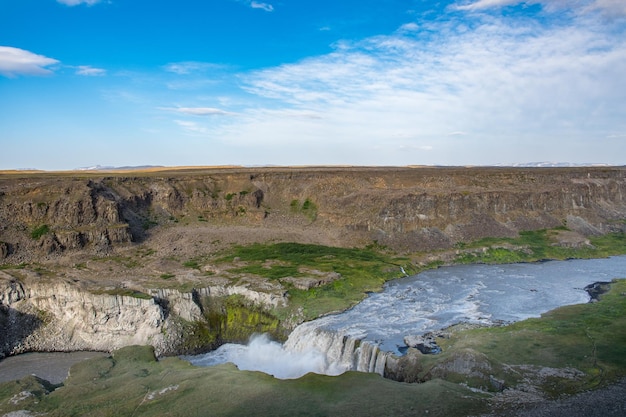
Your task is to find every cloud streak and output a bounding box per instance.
[163,61,222,75]
[455,0,626,16]
[208,10,626,165]
[76,65,106,76]
[57,0,103,6]
[250,1,274,12]
[161,107,235,116]
[0,46,59,77]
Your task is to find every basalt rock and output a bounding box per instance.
[404,333,442,354]
[0,167,625,259]
[0,272,287,357]
[0,242,9,259]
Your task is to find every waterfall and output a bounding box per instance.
[283,320,389,376]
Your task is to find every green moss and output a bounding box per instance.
[183,259,201,269]
[230,264,300,280]
[30,224,50,239]
[0,346,488,417]
[455,228,626,264]
[0,263,28,270]
[92,288,153,300]
[175,295,283,353]
[216,242,409,321]
[289,198,318,220]
[205,295,283,343]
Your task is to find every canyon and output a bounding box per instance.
[1,166,626,360]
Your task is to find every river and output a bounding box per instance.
[185,256,626,379]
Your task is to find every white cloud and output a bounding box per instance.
[0,46,59,77]
[250,1,274,12]
[455,0,626,16]
[174,120,210,135]
[163,61,220,75]
[398,22,420,32]
[584,0,626,17]
[76,65,106,76]
[161,107,235,116]
[211,11,626,165]
[455,0,522,11]
[57,0,103,6]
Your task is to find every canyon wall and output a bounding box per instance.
[0,270,286,358]
[1,167,625,260]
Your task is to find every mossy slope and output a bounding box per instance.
[0,346,487,417]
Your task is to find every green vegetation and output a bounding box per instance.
[160,273,175,280]
[174,294,284,352]
[218,242,412,320]
[0,346,487,417]
[141,218,159,230]
[0,263,28,270]
[206,295,283,342]
[92,288,153,300]
[30,224,50,240]
[290,198,318,220]
[182,259,201,270]
[135,247,156,257]
[454,229,626,264]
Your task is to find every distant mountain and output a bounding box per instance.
[75,165,164,171]
[495,162,612,168]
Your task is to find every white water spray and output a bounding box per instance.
[186,328,389,380]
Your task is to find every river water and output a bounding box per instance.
[186,256,626,379]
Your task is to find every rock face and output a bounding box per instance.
[0,167,625,259]
[0,272,286,358]
[404,333,442,354]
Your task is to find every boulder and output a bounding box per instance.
[404,333,442,354]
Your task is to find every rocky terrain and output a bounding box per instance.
[1,166,625,260]
[1,166,625,353]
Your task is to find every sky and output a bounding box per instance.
[1,0,625,170]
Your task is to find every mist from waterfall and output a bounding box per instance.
[186,331,388,379]
[185,256,626,380]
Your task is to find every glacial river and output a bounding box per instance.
[186,256,626,379]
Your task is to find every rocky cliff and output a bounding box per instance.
[0,269,286,358]
[1,167,625,260]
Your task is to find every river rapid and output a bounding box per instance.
[186,256,626,379]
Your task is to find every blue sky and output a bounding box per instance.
[1,0,625,170]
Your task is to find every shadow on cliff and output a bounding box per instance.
[0,306,43,358]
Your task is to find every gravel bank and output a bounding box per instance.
[0,352,108,384]
[485,378,626,417]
